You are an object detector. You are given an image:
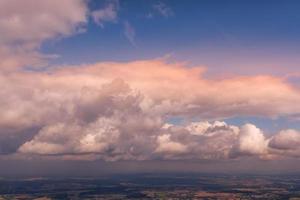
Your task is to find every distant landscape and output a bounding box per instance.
[0,174,300,199]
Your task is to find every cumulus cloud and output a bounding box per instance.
[0,59,299,160]
[19,118,245,160]
[236,124,268,155]
[0,0,88,69]
[267,129,300,158]
[0,59,298,160]
[175,121,240,159]
[91,0,119,28]
[269,129,300,150]
[155,134,188,154]
[12,78,162,160]
[18,116,296,161]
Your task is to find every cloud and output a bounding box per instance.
[0,67,182,157]
[0,0,88,69]
[178,121,240,159]
[15,78,162,160]
[233,124,268,156]
[268,129,300,158]
[19,117,243,160]
[2,59,300,134]
[269,129,300,150]
[91,0,119,28]
[52,59,300,119]
[155,134,188,154]
[18,114,298,161]
[91,1,136,46]
[0,59,298,160]
[0,46,48,70]
[123,21,136,46]
[153,2,174,18]
[146,12,154,19]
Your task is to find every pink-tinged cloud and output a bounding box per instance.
[0,59,300,160]
[0,0,88,69]
[54,59,300,118]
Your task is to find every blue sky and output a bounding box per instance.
[43,0,300,76]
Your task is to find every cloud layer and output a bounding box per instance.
[0,59,299,160]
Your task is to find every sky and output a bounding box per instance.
[1,0,300,176]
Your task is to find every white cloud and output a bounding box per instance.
[234,124,268,156]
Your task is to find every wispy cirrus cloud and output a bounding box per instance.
[91,0,120,28]
[123,20,136,46]
[91,0,136,46]
[153,2,174,18]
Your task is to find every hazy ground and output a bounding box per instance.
[0,173,300,199]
